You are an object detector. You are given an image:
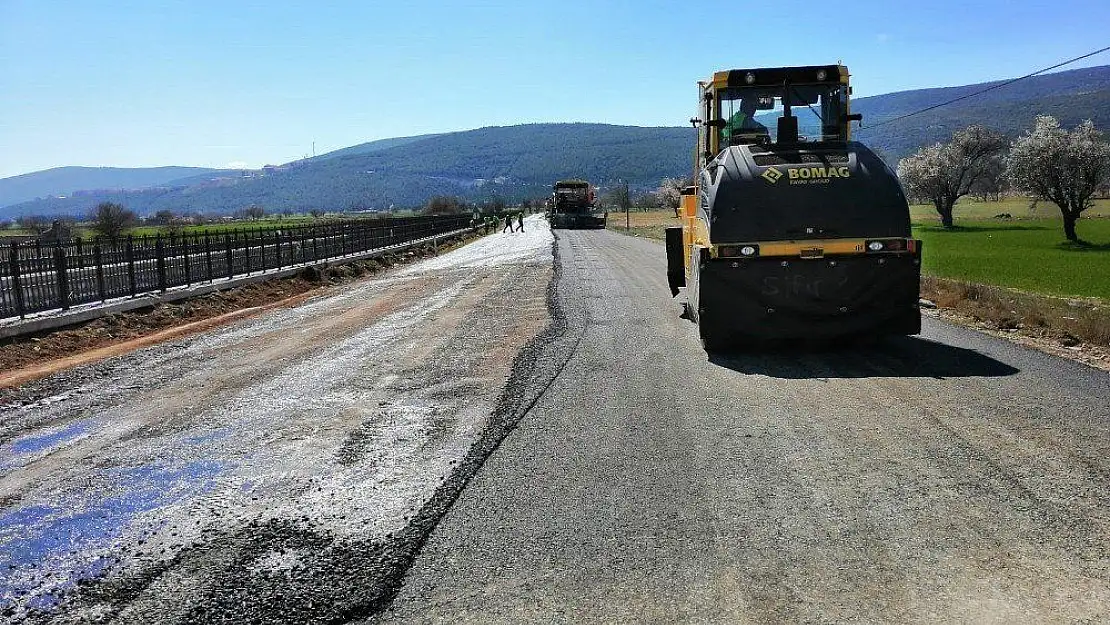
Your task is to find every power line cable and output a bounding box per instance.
[864,45,1110,129]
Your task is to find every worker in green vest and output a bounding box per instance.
[722,97,768,146]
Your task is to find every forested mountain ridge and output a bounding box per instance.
[853,64,1110,161]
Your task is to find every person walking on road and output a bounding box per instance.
[517,212,525,233]
[502,214,514,233]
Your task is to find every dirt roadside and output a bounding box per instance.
[920,276,1110,373]
[0,232,479,388]
[922,306,1110,372]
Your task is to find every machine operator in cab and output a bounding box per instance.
[721,97,768,146]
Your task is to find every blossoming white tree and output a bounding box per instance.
[897,125,1007,228]
[1006,116,1110,242]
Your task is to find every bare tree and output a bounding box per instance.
[632,192,659,209]
[482,196,507,213]
[17,215,50,235]
[1007,116,1110,242]
[602,181,631,211]
[309,208,324,219]
[243,204,265,220]
[426,195,462,215]
[91,202,137,241]
[151,209,176,226]
[897,125,1007,228]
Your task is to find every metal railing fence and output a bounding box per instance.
[1,215,471,319]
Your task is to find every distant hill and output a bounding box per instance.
[0,166,229,209]
[854,65,1110,162]
[1,124,692,218]
[5,65,1109,219]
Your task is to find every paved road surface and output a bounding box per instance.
[374,228,1109,624]
[3,219,1107,623]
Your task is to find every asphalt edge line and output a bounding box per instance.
[357,229,588,623]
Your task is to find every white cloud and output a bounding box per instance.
[876,33,890,44]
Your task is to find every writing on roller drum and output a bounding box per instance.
[760,274,850,299]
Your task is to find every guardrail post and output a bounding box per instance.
[183,232,192,285]
[204,231,213,282]
[225,232,234,279]
[94,241,106,302]
[53,242,70,310]
[244,231,252,274]
[155,235,167,292]
[9,242,26,319]
[125,236,137,297]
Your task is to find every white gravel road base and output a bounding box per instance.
[0,216,555,621]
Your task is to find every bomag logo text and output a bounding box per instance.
[761,167,784,184]
[787,166,850,185]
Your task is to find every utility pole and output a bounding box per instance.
[622,180,630,231]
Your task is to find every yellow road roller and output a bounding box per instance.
[666,65,921,350]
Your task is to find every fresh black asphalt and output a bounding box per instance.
[371,228,1109,624]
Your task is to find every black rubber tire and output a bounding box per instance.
[698,320,731,353]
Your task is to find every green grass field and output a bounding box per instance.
[912,219,1109,299]
[131,218,325,237]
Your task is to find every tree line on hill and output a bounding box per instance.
[897,115,1110,242]
[0,201,366,245]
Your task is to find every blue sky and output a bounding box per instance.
[2,0,1109,178]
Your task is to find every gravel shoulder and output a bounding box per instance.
[375,228,1110,624]
[0,232,481,384]
[0,217,557,624]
